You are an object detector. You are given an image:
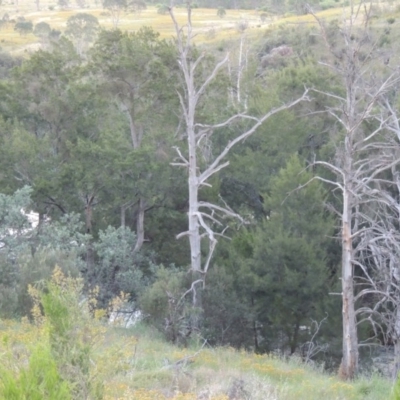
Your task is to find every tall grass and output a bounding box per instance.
[0,306,394,399]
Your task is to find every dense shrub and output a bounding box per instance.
[140,266,193,344]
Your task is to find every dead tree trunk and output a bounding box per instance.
[169,2,308,326]
[309,1,400,378]
[341,188,359,378]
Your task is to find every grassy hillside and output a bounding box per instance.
[1,1,390,54]
[0,318,393,400]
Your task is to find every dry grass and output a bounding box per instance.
[95,325,394,400]
[0,4,264,52]
[0,318,394,400]
[2,1,391,54]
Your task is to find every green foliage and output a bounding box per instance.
[0,247,81,318]
[102,0,127,27]
[0,1,399,374]
[214,155,339,354]
[217,7,226,18]
[0,187,86,318]
[130,0,147,13]
[249,155,336,353]
[38,267,104,399]
[37,213,89,253]
[392,374,400,400]
[33,21,51,39]
[140,266,192,343]
[0,344,72,400]
[0,185,32,251]
[202,265,255,347]
[14,20,33,36]
[92,226,151,307]
[65,13,100,55]
[0,268,104,400]
[319,0,338,10]
[157,4,169,14]
[102,0,126,9]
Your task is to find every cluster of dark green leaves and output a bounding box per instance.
[0,20,345,362]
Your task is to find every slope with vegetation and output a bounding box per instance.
[1,0,400,398]
[0,269,393,399]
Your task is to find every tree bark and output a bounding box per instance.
[340,188,358,379]
[393,306,400,379]
[133,197,146,253]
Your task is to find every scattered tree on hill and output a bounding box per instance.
[217,7,226,18]
[102,0,127,28]
[76,0,87,8]
[58,0,70,8]
[157,4,169,14]
[129,0,146,14]
[65,13,100,56]
[33,21,51,45]
[14,20,33,36]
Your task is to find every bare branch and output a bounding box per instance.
[199,91,310,184]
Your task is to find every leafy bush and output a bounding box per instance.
[31,266,104,399]
[92,226,152,308]
[0,344,72,400]
[320,0,337,10]
[140,266,192,344]
[157,3,168,14]
[14,21,33,35]
[0,196,86,318]
[217,7,226,18]
[0,248,81,318]
[0,267,103,399]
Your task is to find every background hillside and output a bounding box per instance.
[1,0,400,398]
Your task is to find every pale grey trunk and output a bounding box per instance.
[121,205,127,228]
[187,67,202,302]
[187,93,201,272]
[133,197,145,253]
[393,306,400,379]
[84,196,95,282]
[127,107,146,253]
[127,109,142,150]
[237,34,244,106]
[341,185,358,379]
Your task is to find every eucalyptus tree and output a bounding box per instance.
[102,0,127,28]
[33,22,51,41]
[308,2,400,378]
[14,20,33,36]
[65,13,100,56]
[89,27,179,252]
[1,39,118,236]
[168,2,308,322]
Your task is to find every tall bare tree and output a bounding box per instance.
[352,94,400,378]
[169,2,308,325]
[308,1,400,378]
